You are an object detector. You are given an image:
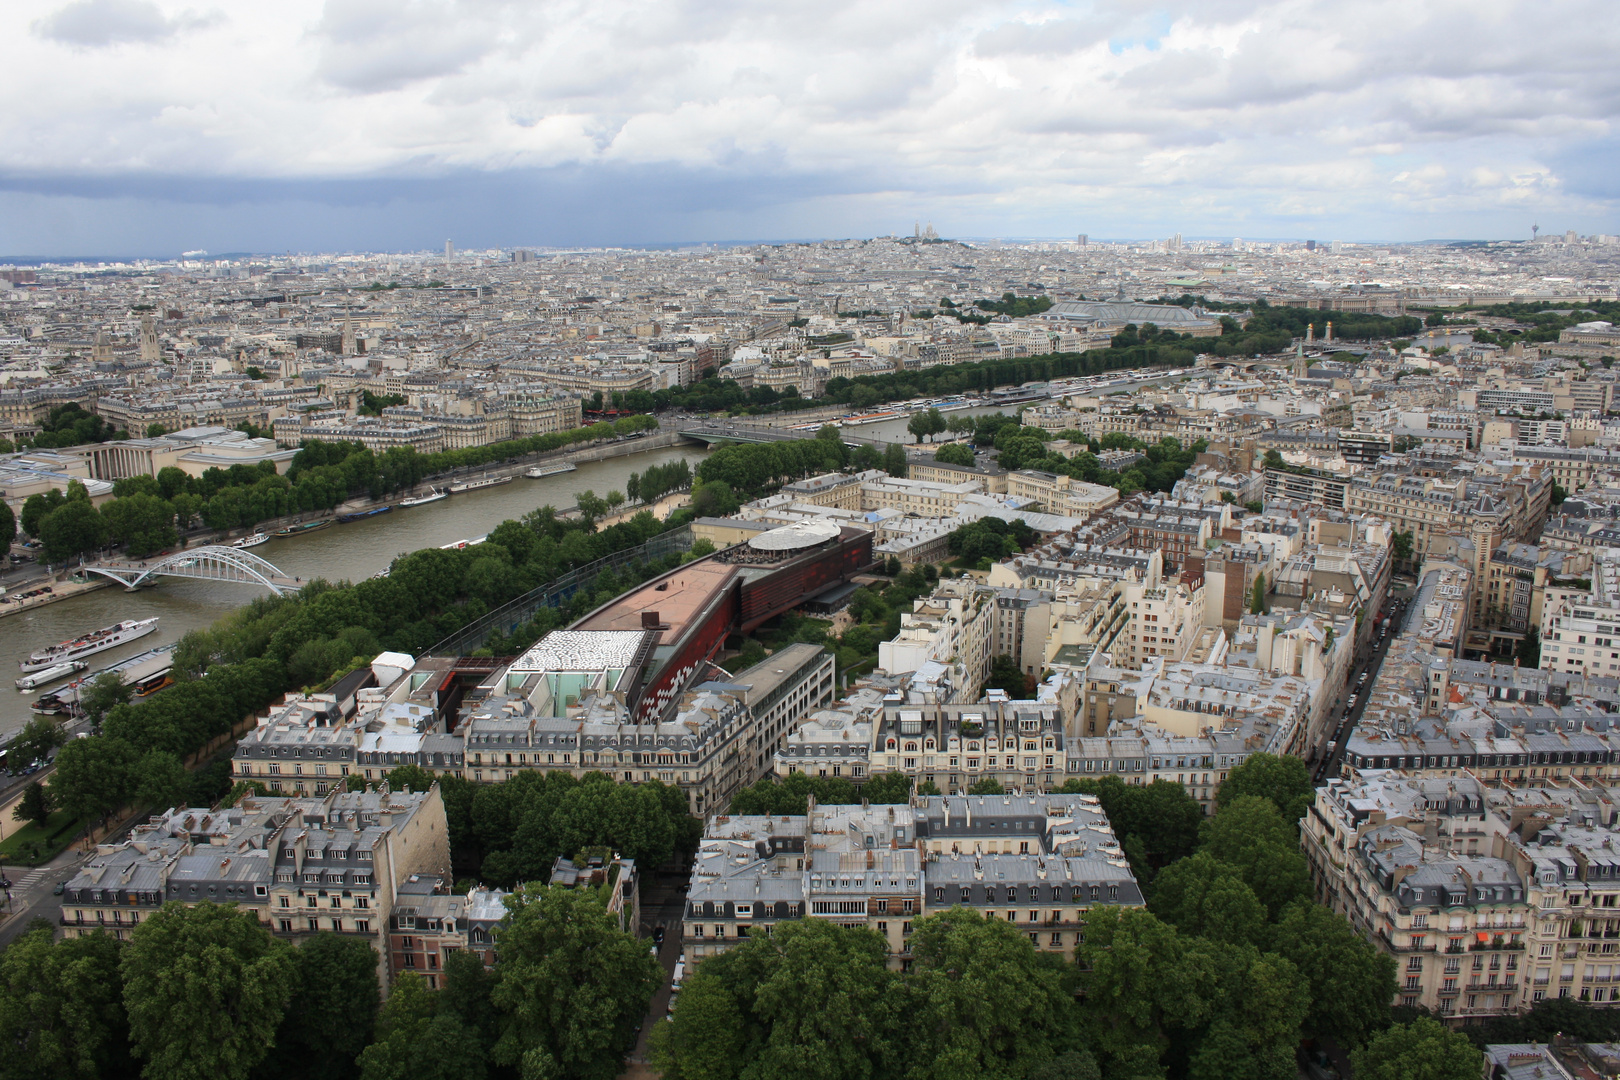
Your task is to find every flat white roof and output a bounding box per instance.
[510,630,647,673]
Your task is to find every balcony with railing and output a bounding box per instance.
[1379,931,1439,953]
[1466,979,1519,993]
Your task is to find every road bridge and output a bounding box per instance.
[675,422,889,449]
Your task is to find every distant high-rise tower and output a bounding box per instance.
[138,314,160,363]
[444,239,453,270]
[1305,239,1317,252]
[1532,224,1540,242]
[1077,234,1088,247]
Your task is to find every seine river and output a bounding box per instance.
[0,444,705,738]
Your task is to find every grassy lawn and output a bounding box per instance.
[0,810,86,866]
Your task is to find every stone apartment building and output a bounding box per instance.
[1303,773,1530,1021]
[461,635,834,815]
[1004,470,1121,515]
[906,459,1009,493]
[1118,572,1206,668]
[681,794,1144,969]
[779,470,869,510]
[1541,552,1620,680]
[878,578,996,700]
[1306,766,1620,1021]
[61,786,451,987]
[1514,448,1620,495]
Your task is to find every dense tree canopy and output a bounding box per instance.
[1198,795,1313,918]
[21,403,125,449]
[121,902,297,1080]
[465,770,697,887]
[490,885,662,1080]
[1214,752,1315,827]
[359,973,485,1080]
[695,429,854,499]
[0,923,131,1080]
[1352,1018,1481,1080]
[258,933,380,1080]
[948,517,1035,566]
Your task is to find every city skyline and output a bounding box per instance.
[5,0,1618,255]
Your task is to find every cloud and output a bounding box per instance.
[3,0,1619,246]
[32,0,217,47]
[311,0,499,92]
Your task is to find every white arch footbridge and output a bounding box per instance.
[83,545,301,595]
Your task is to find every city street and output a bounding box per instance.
[0,828,108,948]
[1312,589,1415,784]
[620,879,692,1077]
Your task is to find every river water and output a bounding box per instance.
[0,444,706,738]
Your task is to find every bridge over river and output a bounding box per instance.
[83,545,303,595]
[675,422,891,448]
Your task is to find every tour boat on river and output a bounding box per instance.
[399,488,448,507]
[524,462,578,479]
[16,660,87,691]
[449,475,514,494]
[20,617,160,672]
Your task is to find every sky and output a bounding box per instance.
[3,0,1618,256]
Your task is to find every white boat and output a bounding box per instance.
[439,535,489,550]
[21,617,160,672]
[232,533,269,549]
[16,660,88,691]
[400,488,448,507]
[841,411,905,426]
[524,463,578,479]
[449,475,514,494]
